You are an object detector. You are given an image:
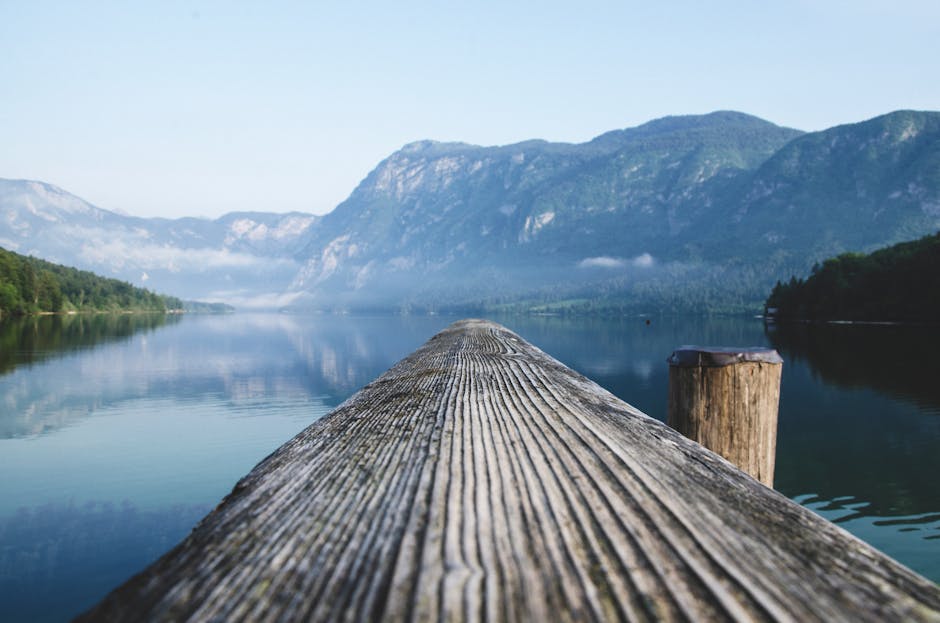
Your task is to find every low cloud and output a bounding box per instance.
[578,253,655,269]
[579,256,626,269]
[70,226,295,272]
[203,289,309,309]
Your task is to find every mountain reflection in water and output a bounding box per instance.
[0,313,179,377]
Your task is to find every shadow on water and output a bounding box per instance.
[766,321,940,414]
[0,314,180,376]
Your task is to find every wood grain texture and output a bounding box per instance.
[667,352,781,486]
[79,319,940,622]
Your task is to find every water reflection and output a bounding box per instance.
[0,314,455,439]
[1,313,445,620]
[766,322,940,517]
[0,314,178,376]
[764,321,940,580]
[766,321,940,414]
[794,494,940,582]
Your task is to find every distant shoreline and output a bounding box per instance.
[763,315,940,327]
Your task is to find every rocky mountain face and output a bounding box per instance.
[3,110,938,312]
[685,111,940,263]
[290,110,940,312]
[0,179,318,306]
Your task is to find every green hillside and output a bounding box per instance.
[0,246,182,318]
[765,231,940,321]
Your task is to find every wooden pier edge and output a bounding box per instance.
[78,319,940,622]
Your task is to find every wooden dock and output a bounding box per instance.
[79,319,940,622]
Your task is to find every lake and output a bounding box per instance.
[1,313,938,621]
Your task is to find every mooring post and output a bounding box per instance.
[667,346,782,487]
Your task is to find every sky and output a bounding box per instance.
[1,1,938,219]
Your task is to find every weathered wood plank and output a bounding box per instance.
[79,319,940,622]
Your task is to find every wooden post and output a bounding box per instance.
[667,346,782,487]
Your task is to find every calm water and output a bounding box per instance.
[0,313,937,620]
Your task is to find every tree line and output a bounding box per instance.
[0,246,183,318]
[765,232,940,322]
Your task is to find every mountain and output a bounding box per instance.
[290,110,940,313]
[4,110,939,313]
[703,110,940,261]
[0,179,318,306]
[291,111,806,310]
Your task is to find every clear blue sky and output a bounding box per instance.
[2,1,938,218]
